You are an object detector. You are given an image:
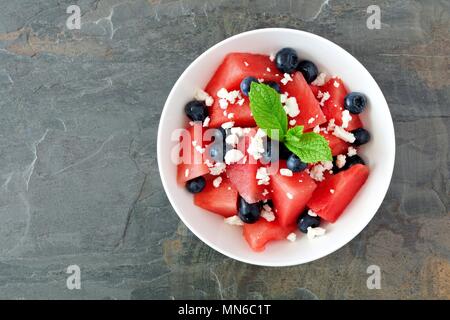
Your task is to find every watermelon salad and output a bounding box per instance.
[177,48,371,252]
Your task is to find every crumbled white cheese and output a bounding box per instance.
[266,67,271,72]
[307,209,318,217]
[204,159,214,167]
[221,121,235,129]
[286,192,294,200]
[336,154,347,168]
[243,128,252,134]
[244,61,249,67]
[313,125,321,133]
[237,98,245,106]
[322,161,333,171]
[189,121,195,126]
[333,80,340,88]
[223,110,228,117]
[311,72,327,86]
[225,134,239,147]
[213,176,222,188]
[217,88,240,104]
[247,129,266,161]
[330,189,335,194]
[319,91,330,107]
[307,226,326,239]
[280,168,293,177]
[269,53,275,62]
[341,110,352,129]
[230,127,244,137]
[280,92,289,104]
[308,117,316,124]
[310,164,326,182]
[287,232,297,242]
[224,149,244,165]
[258,78,265,83]
[224,215,244,226]
[283,97,300,117]
[281,73,293,85]
[347,146,357,157]
[227,113,234,119]
[289,119,297,126]
[262,189,269,197]
[261,205,275,222]
[219,99,228,109]
[192,140,197,147]
[195,89,214,107]
[333,126,356,143]
[203,116,210,127]
[195,145,205,154]
[185,168,190,178]
[256,167,270,185]
[209,162,226,175]
[217,88,228,99]
[327,119,336,132]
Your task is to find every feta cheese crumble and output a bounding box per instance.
[289,119,297,126]
[280,168,293,177]
[281,73,293,85]
[336,154,347,169]
[311,72,327,86]
[286,192,294,200]
[287,233,297,242]
[308,117,316,124]
[310,164,326,182]
[280,92,289,104]
[269,53,275,62]
[225,134,239,147]
[230,127,244,137]
[213,176,222,188]
[224,215,244,226]
[256,167,270,185]
[209,162,226,175]
[195,89,214,107]
[219,99,228,109]
[221,121,235,129]
[283,97,300,117]
[184,168,190,178]
[307,226,326,239]
[333,80,340,88]
[319,91,330,107]
[262,189,269,197]
[237,98,245,106]
[261,205,275,222]
[313,125,321,133]
[244,61,249,67]
[341,110,352,129]
[347,146,357,157]
[247,128,266,161]
[224,149,244,165]
[330,189,335,194]
[307,209,318,217]
[203,116,210,127]
[227,113,234,119]
[333,126,356,143]
[266,67,271,72]
[327,119,336,132]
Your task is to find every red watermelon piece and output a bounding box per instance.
[194,175,238,217]
[271,161,317,227]
[177,123,209,184]
[307,164,369,223]
[320,78,362,131]
[243,219,296,252]
[282,72,327,130]
[319,131,350,156]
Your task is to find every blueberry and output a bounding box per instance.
[352,128,371,146]
[266,81,281,93]
[342,155,365,171]
[275,48,299,73]
[186,176,206,193]
[240,76,258,96]
[296,60,318,84]
[184,100,208,121]
[209,128,228,161]
[344,92,367,114]
[286,154,308,172]
[238,197,261,224]
[297,210,321,233]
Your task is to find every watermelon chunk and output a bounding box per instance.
[307,164,369,223]
[243,219,296,252]
[319,131,350,156]
[194,175,238,217]
[227,163,270,204]
[271,161,317,227]
[320,78,362,131]
[205,53,280,128]
[282,72,327,130]
[177,123,209,184]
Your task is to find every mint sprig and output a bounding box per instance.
[249,82,332,163]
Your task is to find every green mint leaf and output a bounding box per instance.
[284,130,332,163]
[249,82,288,141]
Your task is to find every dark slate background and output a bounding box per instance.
[0,0,448,299]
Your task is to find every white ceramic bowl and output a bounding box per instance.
[157,28,395,267]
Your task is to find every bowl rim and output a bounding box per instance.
[157,28,396,267]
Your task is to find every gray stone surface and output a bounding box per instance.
[0,0,448,299]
